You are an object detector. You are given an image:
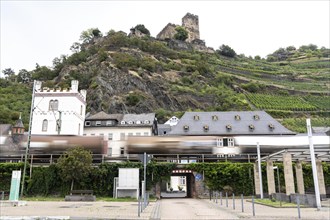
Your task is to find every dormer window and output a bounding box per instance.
[106,120,114,126]
[253,115,260,120]
[85,121,91,126]
[95,121,101,126]
[121,121,126,125]
[183,125,189,131]
[144,120,150,124]
[269,124,275,130]
[194,115,199,121]
[203,125,209,132]
[235,115,241,120]
[136,120,141,124]
[226,124,232,131]
[128,121,134,125]
[249,124,255,131]
[212,115,218,121]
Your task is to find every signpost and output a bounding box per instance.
[9,170,21,201]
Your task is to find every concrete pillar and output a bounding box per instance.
[316,159,326,198]
[295,161,305,194]
[253,162,261,196]
[283,152,295,195]
[266,160,276,196]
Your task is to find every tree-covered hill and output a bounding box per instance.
[1,28,329,132]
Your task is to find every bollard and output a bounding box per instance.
[220,192,222,206]
[210,191,212,201]
[140,196,143,213]
[297,196,301,219]
[1,191,4,200]
[252,196,255,216]
[233,193,235,210]
[216,191,218,203]
[241,194,244,212]
[226,192,228,207]
[138,196,141,217]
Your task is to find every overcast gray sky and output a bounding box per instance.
[1,0,329,76]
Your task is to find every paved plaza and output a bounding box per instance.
[0,198,329,220]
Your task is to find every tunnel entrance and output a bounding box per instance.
[160,169,195,198]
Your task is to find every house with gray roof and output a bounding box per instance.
[83,111,158,157]
[169,111,295,136]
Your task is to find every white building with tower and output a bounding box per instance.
[31,80,86,136]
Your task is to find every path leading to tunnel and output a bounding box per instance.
[157,198,239,220]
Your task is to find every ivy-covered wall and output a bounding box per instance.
[186,162,255,195]
[1,161,329,197]
[0,162,176,197]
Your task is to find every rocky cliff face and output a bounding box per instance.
[55,33,226,119]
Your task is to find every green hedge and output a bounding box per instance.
[186,162,254,195]
[0,162,175,197]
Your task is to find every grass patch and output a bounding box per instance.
[23,196,64,201]
[254,199,305,208]
[96,197,137,202]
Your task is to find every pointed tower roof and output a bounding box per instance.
[13,113,24,128]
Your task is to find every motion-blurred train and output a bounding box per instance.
[0,134,107,155]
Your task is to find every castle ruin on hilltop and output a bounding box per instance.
[157,13,200,43]
[156,13,214,53]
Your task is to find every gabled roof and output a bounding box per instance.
[86,111,123,121]
[0,124,12,135]
[85,112,156,127]
[14,118,24,128]
[120,113,155,127]
[169,111,295,136]
[158,124,171,135]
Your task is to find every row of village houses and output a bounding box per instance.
[2,80,319,157]
[1,80,329,199]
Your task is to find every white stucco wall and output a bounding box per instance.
[83,126,152,156]
[31,81,86,135]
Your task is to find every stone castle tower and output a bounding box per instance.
[157,13,200,43]
[182,13,200,43]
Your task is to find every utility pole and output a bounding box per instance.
[257,142,263,199]
[306,118,321,210]
[21,80,36,198]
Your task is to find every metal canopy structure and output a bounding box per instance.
[260,148,330,162]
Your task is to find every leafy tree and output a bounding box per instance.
[70,42,81,53]
[17,69,31,83]
[31,64,56,80]
[92,28,102,37]
[134,24,150,35]
[298,44,318,52]
[79,28,102,43]
[56,147,93,190]
[254,55,261,60]
[2,68,15,79]
[174,26,188,41]
[286,46,296,51]
[217,44,236,58]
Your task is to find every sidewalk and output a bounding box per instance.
[0,201,155,220]
[205,197,330,219]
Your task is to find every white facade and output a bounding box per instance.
[31,80,86,135]
[165,116,179,127]
[168,176,187,192]
[83,126,152,156]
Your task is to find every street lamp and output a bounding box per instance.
[273,166,282,207]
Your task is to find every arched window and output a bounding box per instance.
[42,119,48,132]
[49,100,54,110]
[49,100,59,111]
[53,100,59,111]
